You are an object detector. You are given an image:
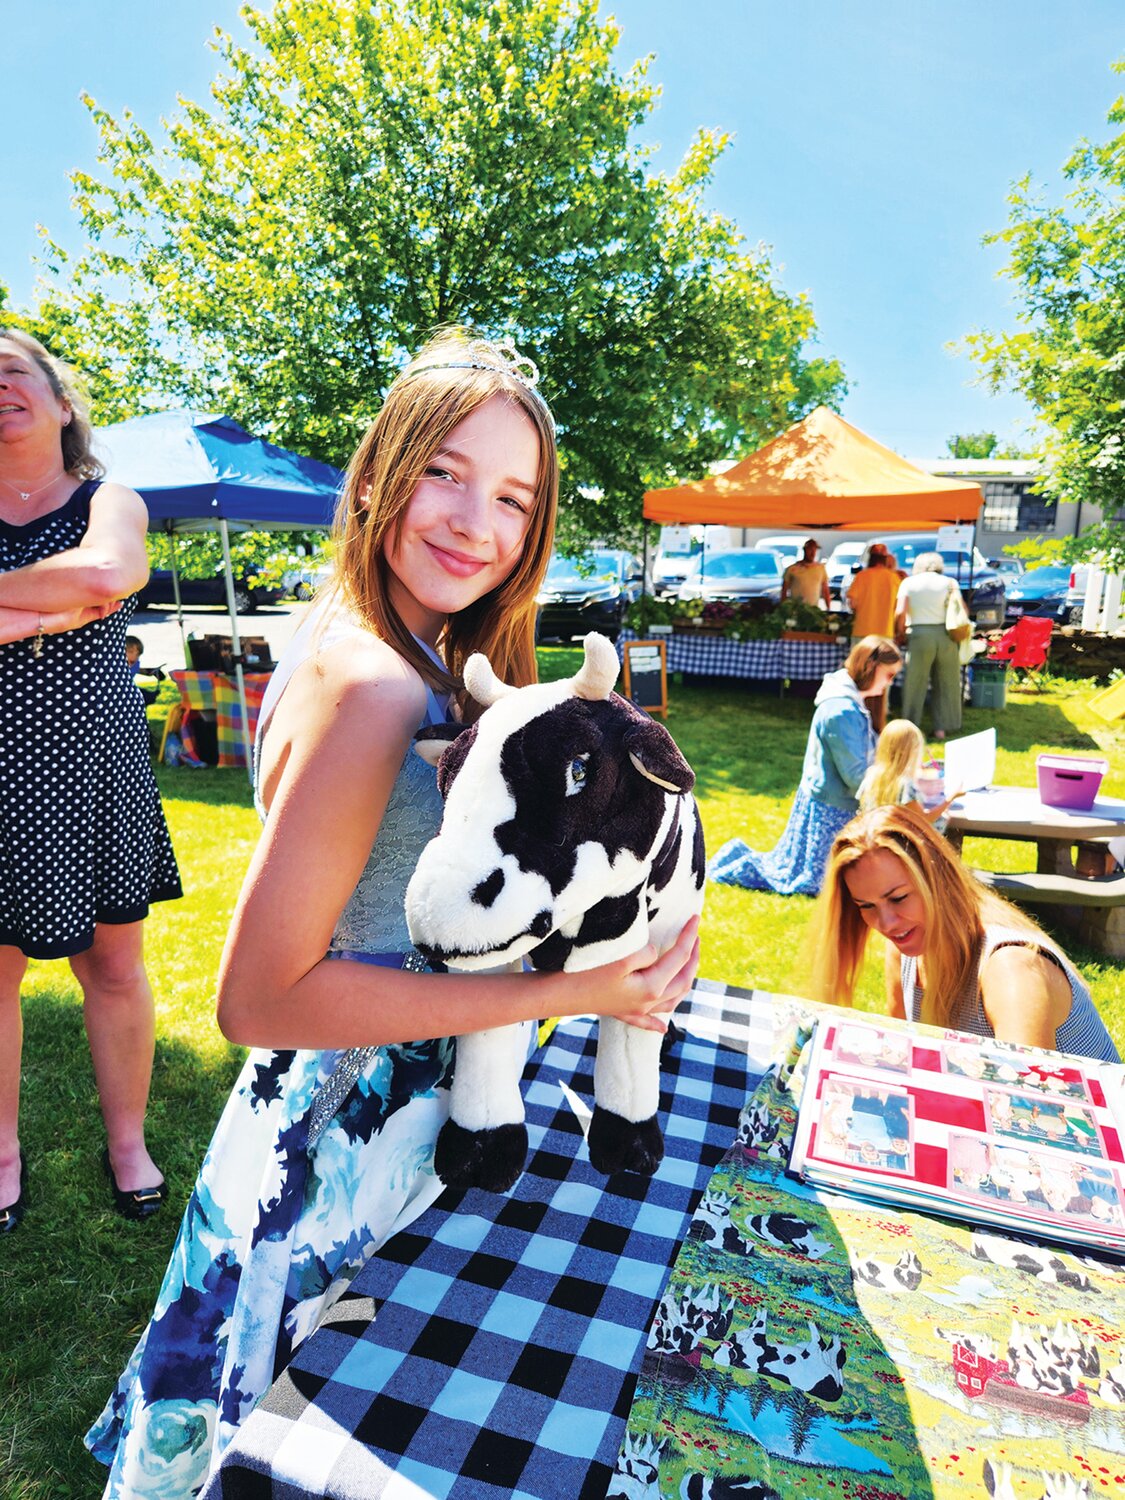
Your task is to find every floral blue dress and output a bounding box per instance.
[86,610,455,1497]
[708,668,875,897]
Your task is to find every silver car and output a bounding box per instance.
[678,549,783,603]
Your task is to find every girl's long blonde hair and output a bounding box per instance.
[860,719,925,811]
[331,328,558,711]
[812,803,1053,1027]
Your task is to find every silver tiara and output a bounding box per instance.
[402,338,542,391]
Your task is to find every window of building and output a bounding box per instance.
[979,480,1056,533]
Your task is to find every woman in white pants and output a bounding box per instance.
[894,552,963,741]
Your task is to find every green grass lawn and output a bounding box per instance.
[1,661,1123,1496]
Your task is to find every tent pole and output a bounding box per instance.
[218,518,254,782]
[168,524,189,668]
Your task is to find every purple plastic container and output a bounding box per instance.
[1036,754,1108,811]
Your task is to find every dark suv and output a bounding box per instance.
[870,535,1006,629]
[535,550,646,644]
[135,569,285,614]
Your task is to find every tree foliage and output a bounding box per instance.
[946,431,1000,460]
[0,283,325,582]
[27,0,844,550]
[965,62,1125,569]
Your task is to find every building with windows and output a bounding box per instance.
[909,459,1079,559]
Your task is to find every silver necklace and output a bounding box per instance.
[0,468,66,503]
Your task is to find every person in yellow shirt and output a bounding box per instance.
[848,545,900,637]
[781,538,830,608]
[847,545,901,731]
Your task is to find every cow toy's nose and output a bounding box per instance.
[471,868,505,908]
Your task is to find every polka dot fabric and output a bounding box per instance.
[0,480,182,959]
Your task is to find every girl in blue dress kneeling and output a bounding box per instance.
[709,637,901,897]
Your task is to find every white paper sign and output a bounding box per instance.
[937,524,974,553]
[943,728,996,795]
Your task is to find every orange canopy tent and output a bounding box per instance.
[644,407,982,531]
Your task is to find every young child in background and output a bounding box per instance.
[857,719,958,830]
[124,633,165,705]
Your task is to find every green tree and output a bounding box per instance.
[964,61,1125,568]
[29,0,844,549]
[946,431,999,459]
[0,283,325,583]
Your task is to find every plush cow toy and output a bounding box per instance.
[405,632,705,1194]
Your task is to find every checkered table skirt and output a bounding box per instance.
[204,984,777,1500]
[618,630,847,681]
[169,670,273,768]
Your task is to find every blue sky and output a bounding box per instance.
[3,1,1123,458]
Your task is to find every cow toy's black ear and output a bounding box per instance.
[623,718,695,794]
[413,723,465,767]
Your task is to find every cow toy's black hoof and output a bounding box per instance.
[434,1119,528,1193]
[660,1021,684,1063]
[588,1108,663,1176]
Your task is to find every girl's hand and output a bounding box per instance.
[588,915,702,1033]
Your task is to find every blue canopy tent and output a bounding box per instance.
[94,410,344,771]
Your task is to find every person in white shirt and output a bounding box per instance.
[894,552,964,742]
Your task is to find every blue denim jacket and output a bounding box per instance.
[800,669,876,811]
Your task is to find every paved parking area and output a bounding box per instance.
[128,601,311,671]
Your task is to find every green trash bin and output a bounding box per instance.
[970,659,1008,710]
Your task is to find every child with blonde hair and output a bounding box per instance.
[857,719,956,828]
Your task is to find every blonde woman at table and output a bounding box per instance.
[0,331,182,1236]
[86,329,700,1499]
[813,803,1119,1062]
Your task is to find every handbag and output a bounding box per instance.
[945,583,972,644]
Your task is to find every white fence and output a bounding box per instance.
[1080,568,1125,634]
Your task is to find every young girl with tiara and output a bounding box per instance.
[87,329,700,1498]
[856,718,958,831]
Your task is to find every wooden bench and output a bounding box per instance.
[971,868,1125,958]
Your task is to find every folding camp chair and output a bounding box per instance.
[987,615,1054,691]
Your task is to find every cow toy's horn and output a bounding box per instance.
[464,652,514,706]
[571,632,619,701]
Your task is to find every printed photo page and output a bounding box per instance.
[788,1017,1125,1256]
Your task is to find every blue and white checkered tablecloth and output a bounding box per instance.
[204,984,778,1500]
[618,630,847,681]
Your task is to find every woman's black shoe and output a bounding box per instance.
[0,1151,28,1233]
[102,1148,165,1221]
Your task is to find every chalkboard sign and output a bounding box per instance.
[622,639,668,717]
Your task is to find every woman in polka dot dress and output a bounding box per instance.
[0,331,182,1234]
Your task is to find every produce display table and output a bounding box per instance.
[618,629,847,682]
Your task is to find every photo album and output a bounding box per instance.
[787,1016,1125,1256]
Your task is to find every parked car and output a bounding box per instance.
[868,534,1006,629]
[535,550,646,643]
[677,548,783,604]
[825,541,867,601]
[135,569,285,613]
[753,535,805,568]
[1004,564,1089,625]
[282,560,334,600]
[651,525,732,597]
